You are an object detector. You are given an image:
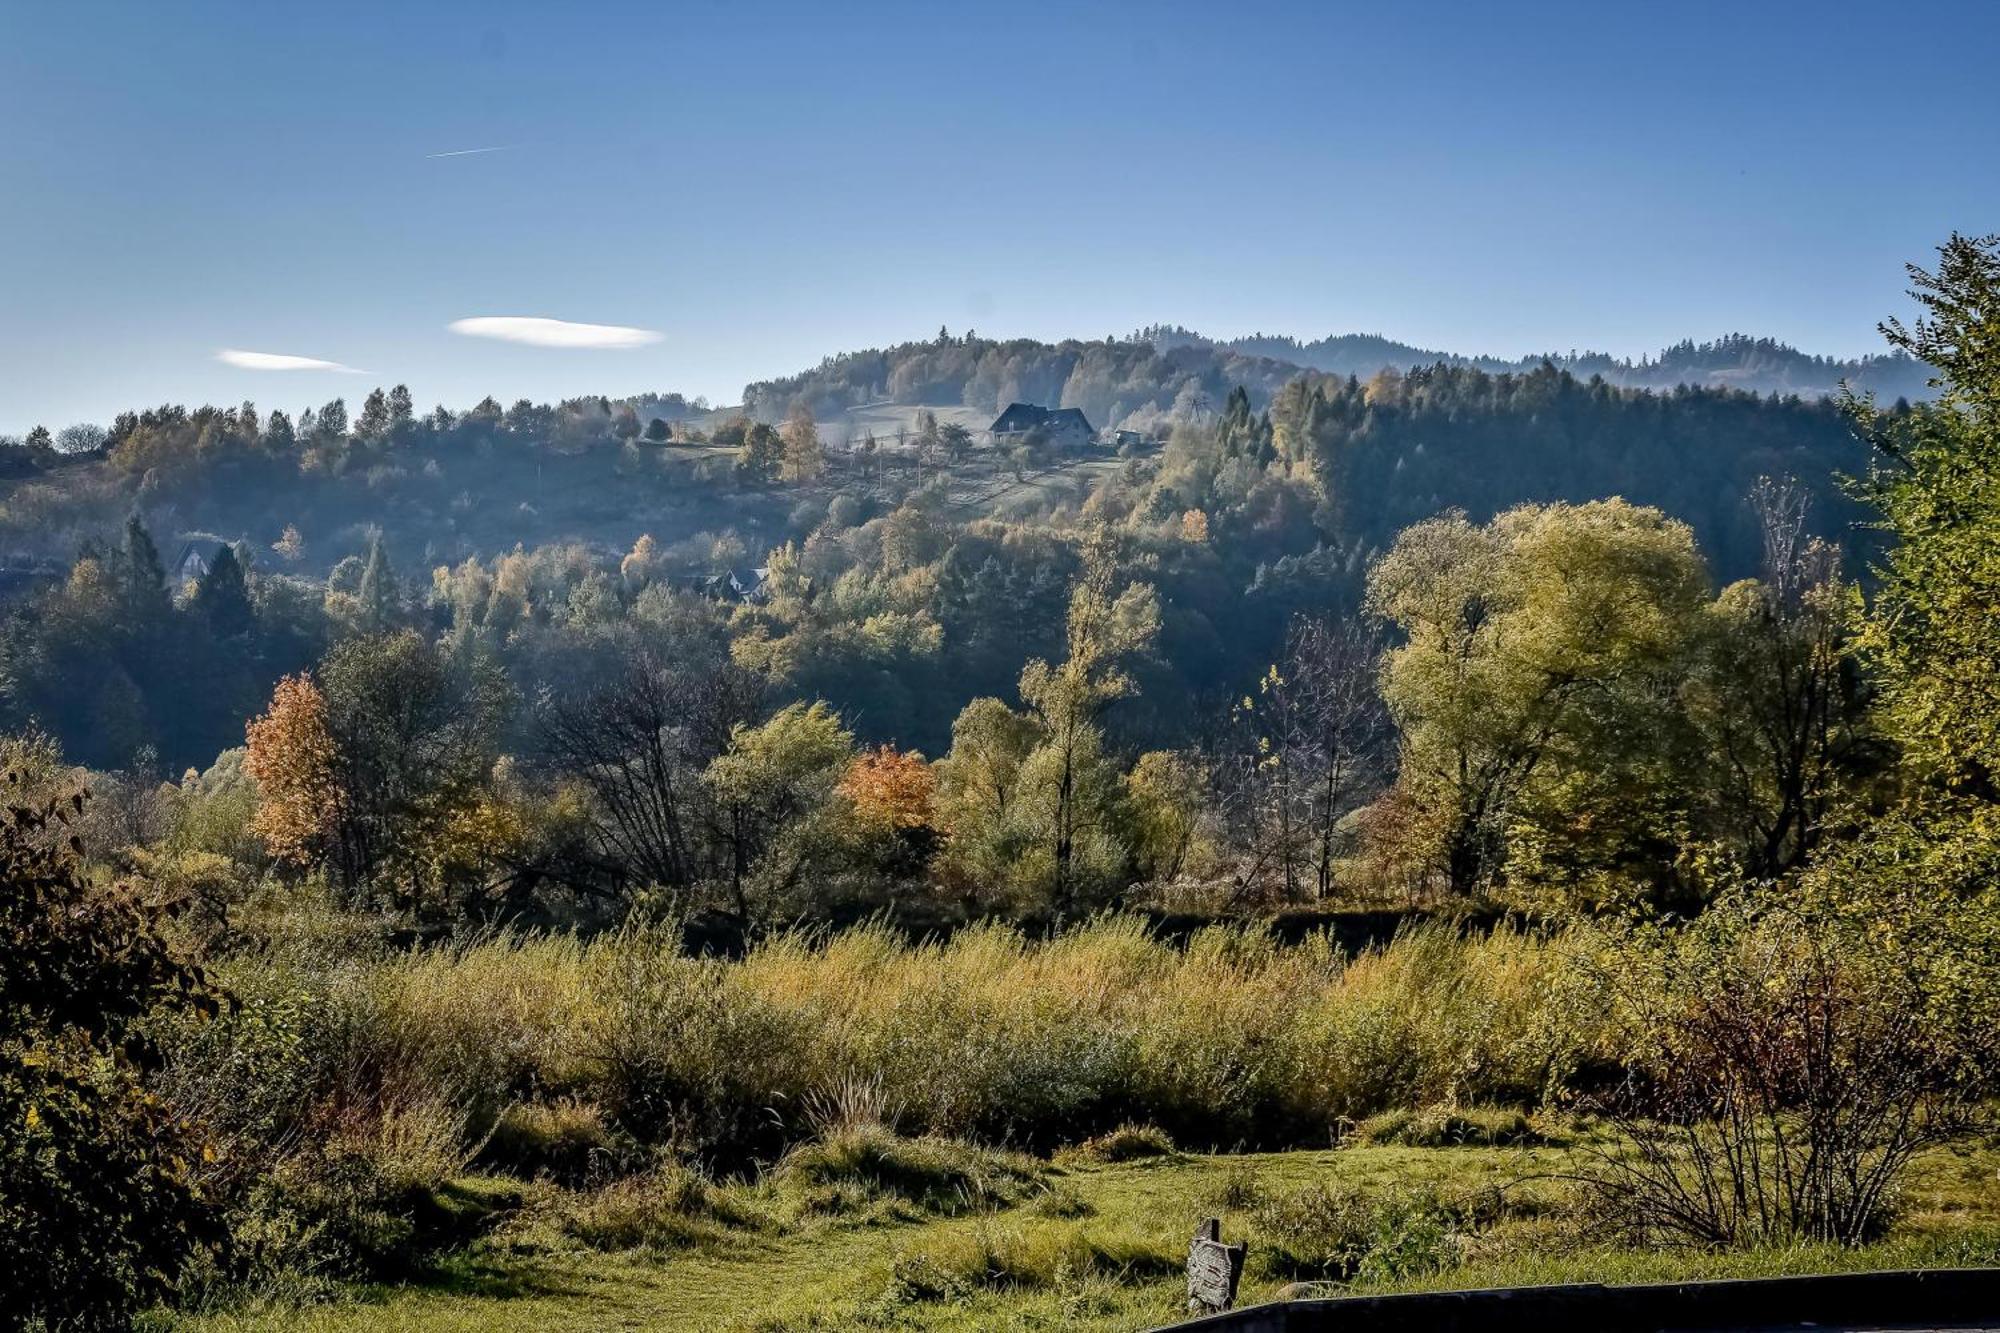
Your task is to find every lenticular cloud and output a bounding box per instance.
[217,348,362,372]
[448,316,663,349]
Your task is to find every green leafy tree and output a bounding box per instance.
[314,632,510,908]
[702,701,855,922]
[1,786,226,1328]
[1368,500,1712,906]
[1694,477,1874,877]
[939,421,973,462]
[781,404,825,483]
[1015,528,1159,910]
[738,421,783,483]
[1124,749,1213,883]
[934,695,1040,893]
[1851,233,2000,802]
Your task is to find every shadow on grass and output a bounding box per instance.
[401,1255,591,1304]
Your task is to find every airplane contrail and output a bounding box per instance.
[426,144,519,158]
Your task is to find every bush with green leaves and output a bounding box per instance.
[1251,1180,1465,1282]
[0,787,227,1328]
[1582,886,1999,1247]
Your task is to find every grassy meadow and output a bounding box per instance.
[172,1134,2000,1333]
[130,909,1999,1331]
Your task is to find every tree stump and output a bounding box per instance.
[1186,1216,1247,1314]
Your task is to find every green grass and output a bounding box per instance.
[173,1137,2000,1333]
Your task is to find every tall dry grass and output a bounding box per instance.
[181,916,1599,1168]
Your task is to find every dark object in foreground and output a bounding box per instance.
[1187,1217,1247,1314]
[1154,1268,2000,1332]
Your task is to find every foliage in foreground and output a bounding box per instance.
[1584,890,1998,1246]
[0,788,226,1330]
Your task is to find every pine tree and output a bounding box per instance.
[316,398,348,439]
[115,516,171,624]
[356,537,398,632]
[356,388,390,441]
[387,384,415,436]
[193,544,254,640]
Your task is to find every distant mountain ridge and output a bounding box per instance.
[1137,325,1933,401]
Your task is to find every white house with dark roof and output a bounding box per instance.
[987,402,1095,450]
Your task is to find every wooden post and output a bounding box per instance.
[1186,1217,1247,1314]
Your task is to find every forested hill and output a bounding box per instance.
[742,336,1313,435]
[0,357,1879,774]
[744,328,1930,432]
[1147,328,1934,401]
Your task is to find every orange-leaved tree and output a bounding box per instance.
[840,744,936,833]
[243,673,342,870]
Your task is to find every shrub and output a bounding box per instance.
[1068,1122,1177,1163]
[777,1125,1043,1215]
[1251,1181,1460,1283]
[0,790,228,1329]
[1203,1161,1265,1211]
[481,1099,619,1184]
[548,1160,765,1251]
[1581,892,1997,1247]
[1029,1182,1096,1218]
[883,1220,1180,1302]
[239,1095,479,1280]
[1351,1105,1558,1148]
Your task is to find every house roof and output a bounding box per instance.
[172,537,236,574]
[989,403,1095,436]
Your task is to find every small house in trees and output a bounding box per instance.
[172,537,241,589]
[683,566,772,604]
[987,403,1095,451]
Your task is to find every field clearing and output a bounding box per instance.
[820,402,993,450]
[177,1140,2000,1333]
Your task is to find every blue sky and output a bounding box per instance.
[2,0,1995,434]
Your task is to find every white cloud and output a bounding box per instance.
[449,316,663,349]
[217,348,364,372]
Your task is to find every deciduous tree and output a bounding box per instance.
[244,673,342,868]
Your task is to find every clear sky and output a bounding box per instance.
[2,0,1996,434]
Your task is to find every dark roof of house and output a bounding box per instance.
[989,403,1095,436]
[173,537,236,574]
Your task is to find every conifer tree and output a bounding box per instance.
[115,516,171,625]
[355,388,390,441]
[193,543,254,640]
[356,536,398,632]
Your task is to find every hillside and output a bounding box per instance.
[0,358,1877,776]
[744,329,1932,439]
